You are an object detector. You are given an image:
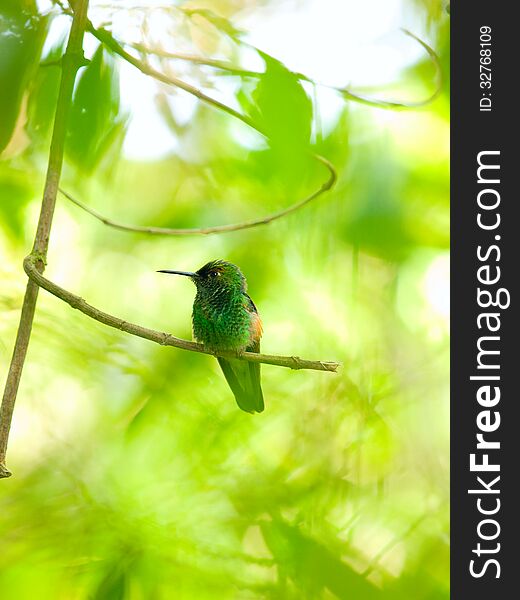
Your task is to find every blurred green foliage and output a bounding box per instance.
[0,1,449,599]
[253,53,312,148]
[67,45,126,172]
[0,0,48,154]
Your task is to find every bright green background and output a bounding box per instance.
[1,1,449,598]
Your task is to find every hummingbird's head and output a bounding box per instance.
[158,260,247,295]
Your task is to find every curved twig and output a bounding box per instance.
[337,30,443,109]
[129,42,261,78]
[59,156,336,236]
[128,29,442,111]
[23,255,340,373]
[88,23,259,132]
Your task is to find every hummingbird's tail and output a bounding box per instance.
[217,341,264,413]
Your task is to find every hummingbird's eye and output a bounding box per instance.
[209,270,220,277]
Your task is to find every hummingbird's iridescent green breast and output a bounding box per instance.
[191,260,261,352]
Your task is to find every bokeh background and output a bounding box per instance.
[1,0,449,598]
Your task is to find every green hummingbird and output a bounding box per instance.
[158,260,264,413]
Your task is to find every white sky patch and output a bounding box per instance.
[239,0,422,87]
[422,253,450,320]
[396,251,450,342]
[119,60,180,160]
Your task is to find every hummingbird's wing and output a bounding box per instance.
[216,294,264,414]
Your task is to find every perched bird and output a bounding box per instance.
[158,260,264,413]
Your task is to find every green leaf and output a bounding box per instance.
[252,52,313,152]
[346,158,414,262]
[0,173,34,241]
[0,0,48,155]
[66,45,127,172]
[26,37,66,151]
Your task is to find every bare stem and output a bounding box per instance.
[128,42,262,78]
[338,30,443,109]
[24,256,340,373]
[89,23,259,132]
[0,0,90,479]
[128,30,442,111]
[58,155,336,236]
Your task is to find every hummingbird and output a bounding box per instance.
[158,260,264,413]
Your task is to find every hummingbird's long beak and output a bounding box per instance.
[157,269,197,277]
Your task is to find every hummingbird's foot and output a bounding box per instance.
[234,348,246,359]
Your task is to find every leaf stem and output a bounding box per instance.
[89,23,260,132]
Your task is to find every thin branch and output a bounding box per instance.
[129,42,261,78]
[23,256,340,373]
[127,29,442,111]
[88,23,260,132]
[0,0,90,479]
[59,156,336,236]
[55,4,260,129]
[338,30,443,109]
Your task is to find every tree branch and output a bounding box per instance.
[58,155,336,236]
[93,24,441,116]
[127,29,442,111]
[88,23,259,132]
[128,42,262,79]
[55,4,261,129]
[23,255,340,373]
[0,0,90,479]
[338,30,443,109]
